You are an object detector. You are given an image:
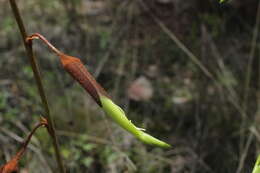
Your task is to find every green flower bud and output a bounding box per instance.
[100,95,171,148]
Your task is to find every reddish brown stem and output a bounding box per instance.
[0,118,48,173]
[15,117,48,160]
[26,33,63,56]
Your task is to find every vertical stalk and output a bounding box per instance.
[9,1,65,173]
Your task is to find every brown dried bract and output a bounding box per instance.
[0,118,48,173]
[60,53,110,106]
[27,33,110,107]
[0,157,19,173]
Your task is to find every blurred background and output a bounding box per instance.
[0,0,259,172]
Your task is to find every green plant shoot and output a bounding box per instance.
[100,96,171,148]
[252,155,260,173]
[26,33,171,148]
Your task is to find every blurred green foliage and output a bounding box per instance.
[0,0,259,172]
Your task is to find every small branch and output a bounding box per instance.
[243,0,260,112]
[236,133,254,173]
[15,118,48,161]
[138,0,215,81]
[8,0,65,172]
[0,118,48,173]
[26,33,63,56]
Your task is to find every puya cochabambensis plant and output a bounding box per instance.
[0,118,48,173]
[26,33,171,148]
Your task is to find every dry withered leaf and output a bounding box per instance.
[0,117,48,173]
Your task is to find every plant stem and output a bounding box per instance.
[16,118,48,161]
[9,1,65,172]
[26,33,63,56]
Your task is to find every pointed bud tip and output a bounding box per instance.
[138,132,171,148]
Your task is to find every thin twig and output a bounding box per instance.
[0,127,52,173]
[138,0,215,81]
[26,33,63,56]
[139,0,249,122]
[8,0,65,172]
[243,0,260,111]
[236,133,254,173]
[239,2,260,172]
[15,118,47,160]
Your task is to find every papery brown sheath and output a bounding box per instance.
[59,54,110,106]
[0,118,47,173]
[26,33,109,107]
